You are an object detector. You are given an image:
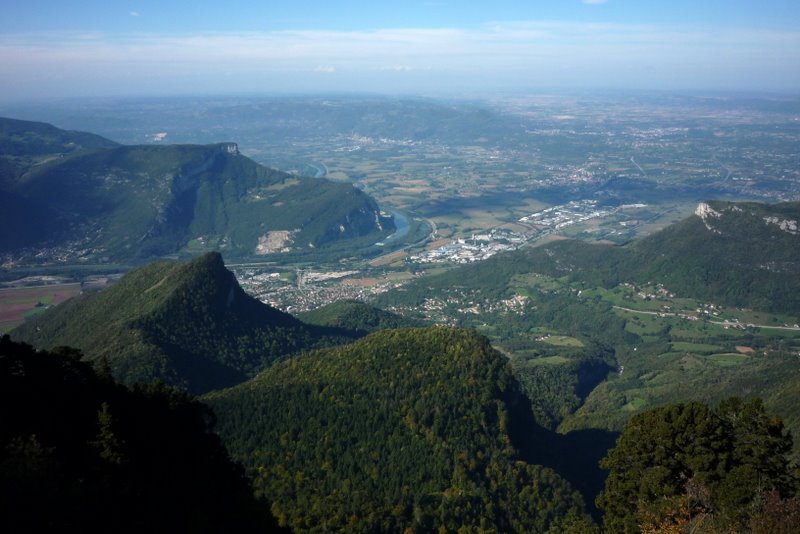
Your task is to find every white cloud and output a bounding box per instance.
[376,65,419,71]
[0,20,797,98]
[129,11,140,17]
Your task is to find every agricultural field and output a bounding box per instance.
[0,284,82,334]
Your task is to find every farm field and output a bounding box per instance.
[0,284,82,334]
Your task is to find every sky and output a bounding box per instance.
[0,0,798,101]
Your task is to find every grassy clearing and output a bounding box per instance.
[671,342,725,353]
[670,323,733,338]
[264,178,301,191]
[734,310,800,327]
[542,335,585,348]
[22,307,48,319]
[707,353,750,366]
[523,355,570,366]
[624,316,664,336]
[585,285,669,311]
[622,398,648,411]
[510,273,564,292]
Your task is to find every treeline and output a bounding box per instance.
[0,335,287,533]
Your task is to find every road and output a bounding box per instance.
[613,306,800,331]
[630,157,648,179]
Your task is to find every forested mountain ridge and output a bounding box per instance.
[0,117,121,250]
[11,252,357,393]
[206,326,597,533]
[536,200,800,314]
[297,299,426,334]
[625,200,800,313]
[0,117,394,261]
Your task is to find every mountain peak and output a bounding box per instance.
[11,254,353,393]
[185,250,227,275]
[695,201,723,233]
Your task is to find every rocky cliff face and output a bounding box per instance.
[320,201,394,245]
[694,202,723,233]
[763,215,799,235]
[695,201,800,239]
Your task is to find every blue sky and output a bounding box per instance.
[1,1,798,100]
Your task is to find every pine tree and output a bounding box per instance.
[90,402,126,465]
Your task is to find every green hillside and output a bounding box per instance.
[0,117,394,261]
[0,116,118,180]
[625,201,800,313]
[0,117,120,250]
[0,335,287,533]
[206,327,596,533]
[386,201,800,314]
[11,252,355,393]
[297,299,425,334]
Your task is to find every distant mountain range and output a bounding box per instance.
[0,97,530,148]
[0,117,393,262]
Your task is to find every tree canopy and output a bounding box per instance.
[597,398,798,533]
[207,326,597,533]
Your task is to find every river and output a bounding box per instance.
[378,212,410,245]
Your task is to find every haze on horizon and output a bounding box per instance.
[1,0,799,102]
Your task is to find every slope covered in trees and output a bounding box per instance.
[0,335,287,533]
[206,327,597,533]
[12,252,355,393]
[534,201,800,314]
[624,201,800,314]
[0,117,121,251]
